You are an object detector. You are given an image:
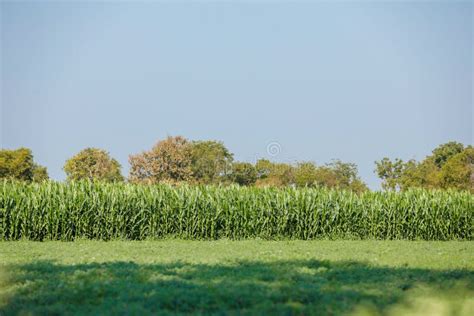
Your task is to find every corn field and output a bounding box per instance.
[0,180,472,241]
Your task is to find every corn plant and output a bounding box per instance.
[0,180,472,241]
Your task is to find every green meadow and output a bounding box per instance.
[1,240,473,315]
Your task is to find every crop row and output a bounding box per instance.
[0,181,472,240]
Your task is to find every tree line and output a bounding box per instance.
[1,137,472,192]
[375,141,473,192]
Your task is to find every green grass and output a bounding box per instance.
[0,241,473,315]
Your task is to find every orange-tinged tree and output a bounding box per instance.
[129,136,193,184]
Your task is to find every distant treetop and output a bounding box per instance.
[64,148,123,182]
[0,148,49,182]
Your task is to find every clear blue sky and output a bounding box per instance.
[1,1,472,189]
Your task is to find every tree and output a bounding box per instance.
[296,160,368,193]
[190,140,233,184]
[32,163,49,182]
[375,158,405,190]
[230,162,257,186]
[255,160,294,187]
[326,160,358,188]
[375,142,471,192]
[327,160,368,193]
[431,141,464,168]
[293,162,319,187]
[64,148,123,182]
[375,158,439,191]
[0,148,34,180]
[348,179,369,194]
[129,136,193,184]
[256,159,367,191]
[439,146,474,192]
[398,159,440,190]
[313,166,339,188]
[255,159,273,179]
[0,148,48,182]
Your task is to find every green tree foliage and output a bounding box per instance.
[0,148,34,180]
[229,162,257,186]
[292,160,368,193]
[127,139,367,190]
[32,163,49,182]
[375,142,472,192]
[255,159,295,187]
[347,178,369,194]
[190,141,233,184]
[64,148,123,182]
[399,159,440,190]
[129,136,193,184]
[376,158,442,191]
[255,159,273,179]
[431,141,464,168]
[0,148,48,182]
[293,162,319,187]
[256,159,367,192]
[439,146,474,192]
[325,160,368,193]
[375,158,405,190]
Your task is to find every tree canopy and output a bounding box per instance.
[256,159,368,193]
[129,136,193,184]
[5,139,470,192]
[190,140,233,184]
[230,162,257,186]
[375,142,473,192]
[0,148,49,182]
[64,148,123,182]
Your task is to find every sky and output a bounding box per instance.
[1,1,472,189]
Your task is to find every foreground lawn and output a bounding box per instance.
[0,241,473,315]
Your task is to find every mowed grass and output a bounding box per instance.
[0,241,473,315]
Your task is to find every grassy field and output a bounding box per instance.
[0,241,473,315]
